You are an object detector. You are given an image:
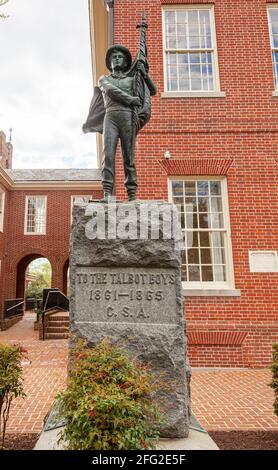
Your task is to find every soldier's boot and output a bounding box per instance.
[127,188,137,202]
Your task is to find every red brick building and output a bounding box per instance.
[88,0,278,367]
[0,167,102,329]
[1,0,278,368]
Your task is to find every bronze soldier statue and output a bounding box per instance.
[83,13,156,201]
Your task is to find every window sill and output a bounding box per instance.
[272,90,278,97]
[24,232,46,236]
[161,91,226,98]
[182,288,241,297]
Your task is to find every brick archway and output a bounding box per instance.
[16,254,52,300]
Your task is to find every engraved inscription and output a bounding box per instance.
[74,267,178,324]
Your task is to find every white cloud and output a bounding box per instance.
[0,0,98,169]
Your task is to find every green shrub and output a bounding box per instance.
[35,307,43,322]
[57,339,161,450]
[270,343,278,416]
[0,343,27,448]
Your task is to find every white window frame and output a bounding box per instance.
[169,176,235,290]
[162,4,224,97]
[71,195,92,223]
[24,195,47,235]
[267,5,278,93]
[0,191,5,232]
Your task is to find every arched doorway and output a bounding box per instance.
[16,254,52,309]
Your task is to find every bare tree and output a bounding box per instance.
[0,0,9,19]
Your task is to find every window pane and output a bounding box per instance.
[202,265,213,281]
[188,265,200,281]
[210,181,222,195]
[184,181,196,196]
[186,212,198,229]
[165,11,175,23]
[212,232,224,247]
[167,53,177,65]
[199,213,209,229]
[185,197,197,213]
[199,231,210,247]
[173,196,184,212]
[210,213,224,229]
[168,78,178,91]
[197,181,209,195]
[186,231,198,248]
[198,197,209,212]
[177,10,186,23]
[213,265,226,282]
[179,212,185,229]
[172,181,183,197]
[213,248,225,265]
[188,248,199,264]
[201,248,212,264]
[211,197,223,212]
[167,36,177,49]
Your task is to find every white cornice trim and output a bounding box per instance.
[11,181,102,191]
[0,168,14,188]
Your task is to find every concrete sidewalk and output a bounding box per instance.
[1,315,278,434]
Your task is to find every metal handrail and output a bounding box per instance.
[6,300,24,312]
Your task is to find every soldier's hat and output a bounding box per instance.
[106,45,132,72]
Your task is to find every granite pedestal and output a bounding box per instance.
[70,200,191,438]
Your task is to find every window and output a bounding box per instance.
[169,178,234,288]
[163,5,220,92]
[268,7,278,90]
[25,196,47,234]
[0,191,5,232]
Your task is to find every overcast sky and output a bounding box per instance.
[0,0,97,169]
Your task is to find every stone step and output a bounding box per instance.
[47,320,69,327]
[46,326,69,334]
[44,333,69,340]
[48,316,69,322]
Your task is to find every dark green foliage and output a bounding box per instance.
[26,273,50,301]
[57,339,161,450]
[0,343,27,448]
[270,343,278,416]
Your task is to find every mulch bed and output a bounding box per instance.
[1,431,278,450]
[210,431,278,450]
[1,434,40,450]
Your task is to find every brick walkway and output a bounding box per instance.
[1,315,278,434]
[0,313,68,433]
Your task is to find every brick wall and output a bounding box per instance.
[112,0,278,367]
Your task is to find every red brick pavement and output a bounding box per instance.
[0,313,68,433]
[191,369,278,431]
[1,315,278,433]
